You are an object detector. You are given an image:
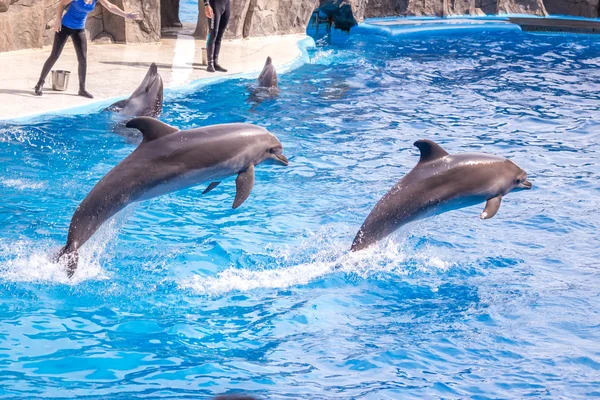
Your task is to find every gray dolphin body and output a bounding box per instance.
[257,57,278,88]
[351,140,532,252]
[57,117,289,277]
[107,63,164,117]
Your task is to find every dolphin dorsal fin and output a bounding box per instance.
[126,117,178,143]
[414,139,449,163]
[265,56,272,65]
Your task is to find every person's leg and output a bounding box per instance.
[173,0,182,28]
[72,28,93,98]
[206,0,222,73]
[213,0,230,72]
[35,27,70,96]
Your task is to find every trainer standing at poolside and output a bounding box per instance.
[34,0,141,98]
[204,0,230,73]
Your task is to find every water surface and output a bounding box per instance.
[1,26,600,398]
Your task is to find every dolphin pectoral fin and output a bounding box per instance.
[233,165,255,209]
[126,117,178,144]
[481,195,502,220]
[203,181,221,195]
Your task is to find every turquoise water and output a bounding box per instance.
[179,0,199,23]
[2,25,600,398]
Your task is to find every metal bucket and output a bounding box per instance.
[51,70,71,91]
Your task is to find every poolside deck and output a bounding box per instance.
[0,25,307,121]
[370,18,512,26]
[508,17,600,34]
[364,15,600,35]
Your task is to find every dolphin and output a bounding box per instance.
[351,139,532,252]
[107,63,164,117]
[257,57,277,88]
[248,57,279,107]
[56,117,289,277]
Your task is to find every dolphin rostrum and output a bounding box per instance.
[257,57,278,88]
[107,63,164,117]
[56,117,289,277]
[351,139,532,251]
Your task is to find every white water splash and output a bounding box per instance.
[0,178,46,191]
[180,237,454,295]
[311,48,336,64]
[0,240,108,284]
[0,208,135,285]
[0,126,60,151]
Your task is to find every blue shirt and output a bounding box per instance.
[62,0,98,30]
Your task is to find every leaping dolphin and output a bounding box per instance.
[56,117,289,277]
[107,63,164,117]
[351,139,532,252]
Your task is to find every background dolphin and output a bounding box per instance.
[257,56,278,88]
[351,139,532,252]
[107,63,164,117]
[247,57,279,107]
[56,117,289,277]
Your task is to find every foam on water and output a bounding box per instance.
[181,232,454,295]
[0,239,108,284]
[0,178,46,190]
[0,207,137,284]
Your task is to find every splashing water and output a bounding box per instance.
[181,232,455,295]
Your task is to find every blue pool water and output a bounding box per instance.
[2,26,600,398]
[179,0,198,23]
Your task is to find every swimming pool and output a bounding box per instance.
[1,24,600,398]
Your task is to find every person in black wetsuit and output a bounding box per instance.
[204,0,230,73]
[34,0,140,98]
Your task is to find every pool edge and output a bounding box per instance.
[2,36,316,125]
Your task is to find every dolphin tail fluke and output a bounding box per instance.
[350,231,368,252]
[350,240,364,252]
[55,246,79,278]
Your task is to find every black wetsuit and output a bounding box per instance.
[206,0,230,66]
[36,25,89,95]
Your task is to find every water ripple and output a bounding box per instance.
[1,27,600,398]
